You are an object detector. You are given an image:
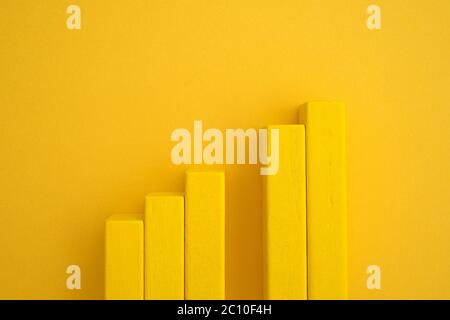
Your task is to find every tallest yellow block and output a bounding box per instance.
[303,101,348,299]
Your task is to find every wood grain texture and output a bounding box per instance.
[263,125,307,299]
[303,102,348,300]
[145,193,184,299]
[185,171,225,300]
[105,214,144,300]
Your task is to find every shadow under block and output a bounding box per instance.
[302,102,348,300]
[105,214,144,300]
[263,125,307,300]
[145,193,184,300]
[185,171,225,300]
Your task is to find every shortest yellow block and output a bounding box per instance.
[105,214,144,300]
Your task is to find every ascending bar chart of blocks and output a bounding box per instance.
[1,1,450,302]
[105,102,347,300]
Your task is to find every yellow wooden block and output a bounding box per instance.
[263,125,307,300]
[145,193,184,300]
[105,214,144,300]
[302,101,348,300]
[185,171,225,299]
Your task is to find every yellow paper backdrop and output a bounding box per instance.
[0,0,449,299]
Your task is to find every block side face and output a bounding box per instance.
[145,195,184,300]
[185,171,225,300]
[263,125,307,300]
[105,219,144,300]
[304,102,348,300]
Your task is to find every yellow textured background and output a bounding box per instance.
[0,0,449,299]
